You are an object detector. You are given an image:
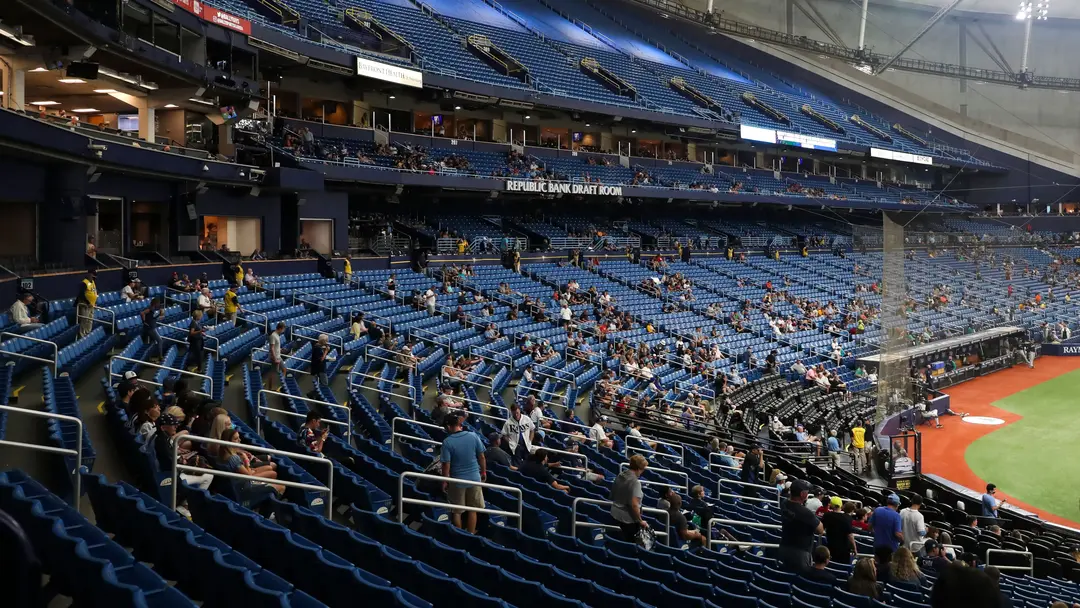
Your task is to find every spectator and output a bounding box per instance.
[826,430,841,469]
[852,506,872,532]
[610,454,649,543]
[140,298,164,362]
[870,493,903,552]
[740,444,764,495]
[917,539,951,573]
[126,389,160,441]
[900,494,927,549]
[75,268,98,338]
[500,402,535,463]
[309,334,330,397]
[821,496,857,564]
[590,416,614,449]
[187,310,206,372]
[222,285,240,323]
[930,563,1002,608]
[983,567,1013,608]
[424,287,437,316]
[350,313,367,341]
[152,412,213,491]
[847,558,882,600]
[298,411,328,454]
[190,405,227,438]
[217,427,284,500]
[10,293,43,333]
[851,420,868,474]
[521,449,569,492]
[982,483,1006,518]
[484,433,515,470]
[779,479,824,572]
[802,546,837,585]
[205,412,233,460]
[686,484,714,527]
[805,486,825,514]
[890,547,924,583]
[667,494,706,546]
[267,322,286,390]
[196,287,216,320]
[121,279,144,303]
[440,413,487,534]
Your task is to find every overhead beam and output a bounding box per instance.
[791,0,846,48]
[875,0,965,75]
[973,22,1013,74]
[799,0,847,48]
[966,26,1013,75]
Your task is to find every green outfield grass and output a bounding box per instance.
[966,369,1080,523]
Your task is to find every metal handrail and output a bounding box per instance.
[391,416,444,449]
[255,389,353,445]
[464,350,511,370]
[398,471,524,530]
[570,497,672,544]
[89,306,116,334]
[290,324,345,353]
[528,365,578,388]
[366,348,418,371]
[539,415,594,434]
[0,331,59,377]
[444,364,496,383]
[706,516,782,549]
[348,370,419,401]
[0,404,83,512]
[626,443,683,463]
[619,462,690,490]
[250,347,314,374]
[170,434,334,518]
[349,309,392,333]
[164,287,194,312]
[108,355,213,398]
[409,326,451,351]
[158,323,222,355]
[238,309,269,333]
[534,446,590,475]
[624,434,686,461]
[985,548,1034,575]
[469,345,513,364]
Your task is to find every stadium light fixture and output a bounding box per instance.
[71,108,99,113]
[1016,1,1049,20]
[58,78,85,84]
[188,97,214,105]
[454,105,461,110]
[164,103,179,108]
[93,89,118,94]
[30,67,48,72]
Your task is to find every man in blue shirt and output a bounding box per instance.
[826,430,842,470]
[441,413,487,534]
[982,483,1006,518]
[869,493,903,552]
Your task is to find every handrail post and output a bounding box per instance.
[0,405,84,512]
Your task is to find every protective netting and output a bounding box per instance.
[852,215,912,424]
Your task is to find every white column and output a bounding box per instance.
[139,104,156,143]
[1020,17,1033,72]
[858,0,870,50]
[4,68,26,110]
[707,0,714,13]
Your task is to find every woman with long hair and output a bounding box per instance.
[205,413,233,460]
[847,557,882,599]
[889,547,924,583]
[217,428,283,494]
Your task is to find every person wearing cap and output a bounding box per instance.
[590,416,613,449]
[870,494,904,552]
[779,478,825,572]
[982,483,1006,518]
[75,268,98,338]
[916,539,951,573]
[900,494,927,550]
[741,444,764,496]
[821,496,857,564]
[440,412,486,534]
[484,433,515,470]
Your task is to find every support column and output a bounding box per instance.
[139,104,156,143]
[858,0,870,49]
[707,0,713,13]
[786,0,794,35]
[6,68,26,111]
[41,165,89,269]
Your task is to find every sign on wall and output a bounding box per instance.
[505,180,623,196]
[870,148,933,165]
[356,56,424,88]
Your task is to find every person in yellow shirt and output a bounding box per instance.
[343,257,352,283]
[457,238,468,254]
[234,262,244,287]
[76,268,98,337]
[850,421,867,474]
[223,285,240,323]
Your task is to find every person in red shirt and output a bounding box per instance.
[1008,285,1014,298]
[851,506,871,532]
